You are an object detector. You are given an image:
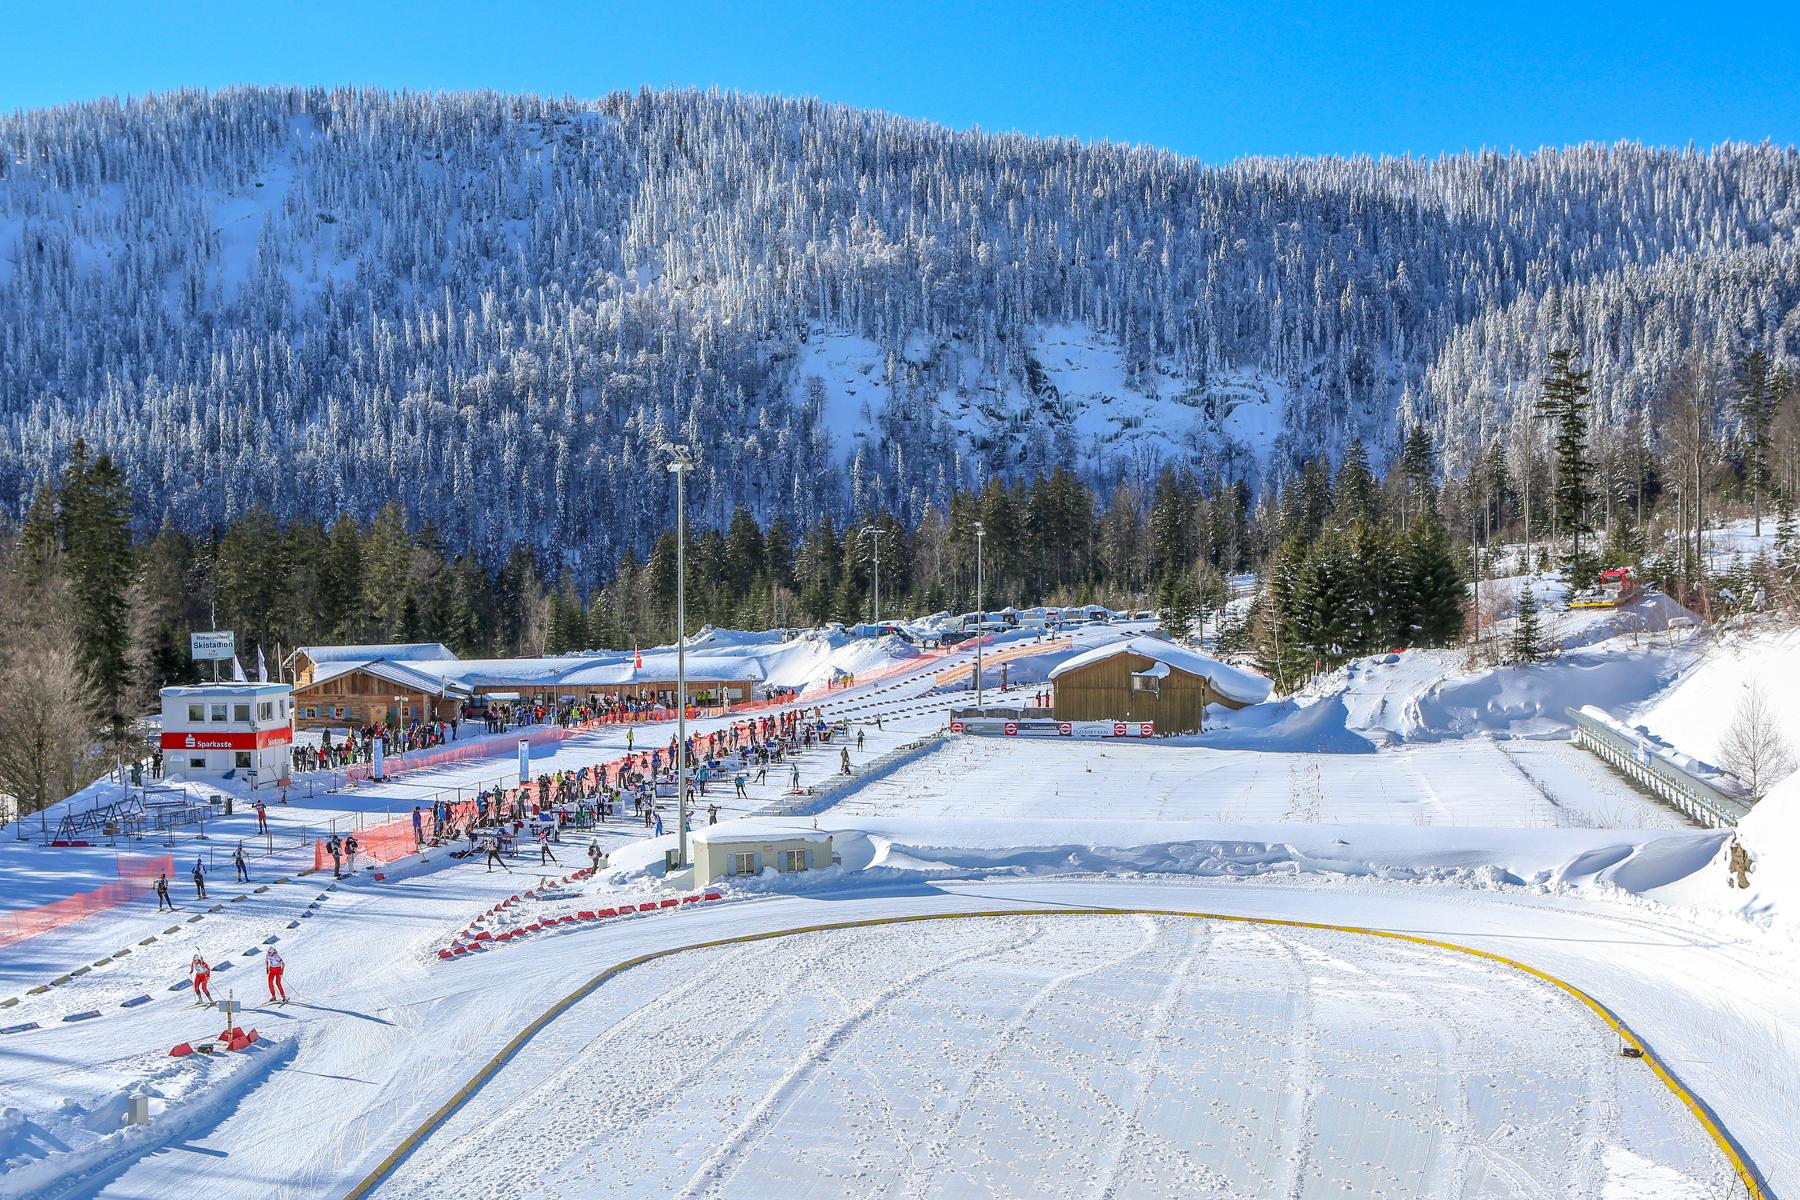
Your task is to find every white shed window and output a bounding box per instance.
[233,703,251,722]
[210,704,228,722]
[257,701,274,721]
[187,703,204,722]
[188,756,206,769]
[782,849,807,872]
[234,752,252,769]
[731,852,757,876]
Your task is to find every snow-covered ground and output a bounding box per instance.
[7,600,1800,1199]
[374,913,1730,1200]
[825,735,1685,829]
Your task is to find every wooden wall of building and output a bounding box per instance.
[1051,651,1247,734]
[291,669,458,728]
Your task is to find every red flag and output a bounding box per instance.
[634,646,643,669]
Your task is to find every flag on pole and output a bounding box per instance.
[256,645,268,683]
[231,655,247,682]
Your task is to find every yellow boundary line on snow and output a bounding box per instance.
[344,907,1770,1200]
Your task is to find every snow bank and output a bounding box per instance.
[1633,621,1800,774]
[1310,642,1693,745]
[0,1035,290,1199]
[1735,774,1800,928]
[677,819,1730,907]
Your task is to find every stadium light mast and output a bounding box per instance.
[662,442,694,870]
[974,520,986,713]
[859,525,888,624]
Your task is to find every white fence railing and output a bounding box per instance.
[1566,706,1749,829]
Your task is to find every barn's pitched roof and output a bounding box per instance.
[298,658,472,697]
[290,643,458,666]
[1049,637,1272,706]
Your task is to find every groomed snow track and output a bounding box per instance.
[350,904,1766,1200]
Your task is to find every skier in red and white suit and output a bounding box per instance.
[189,954,213,1006]
[265,947,287,1003]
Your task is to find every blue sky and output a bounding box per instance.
[7,0,1797,160]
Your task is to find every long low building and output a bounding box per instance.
[1047,636,1272,734]
[284,642,766,729]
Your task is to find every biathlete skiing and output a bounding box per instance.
[265,947,288,1004]
[190,953,214,1006]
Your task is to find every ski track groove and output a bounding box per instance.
[1260,929,1320,1200]
[1089,919,1210,1200]
[671,921,1049,1200]
[900,913,1170,1199]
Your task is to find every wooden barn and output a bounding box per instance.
[288,658,470,729]
[1047,637,1272,734]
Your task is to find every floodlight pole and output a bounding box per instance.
[974,520,986,713]
[860,526,885,624]
[664,444,695,870]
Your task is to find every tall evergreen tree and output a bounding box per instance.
[1534,348,1597,583]
[1403,517,1466,647]
[1334,439,1377,526]
[57,441,134,735]
[1735,348,1780,537]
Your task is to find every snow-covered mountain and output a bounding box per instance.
[1,87,1796,572]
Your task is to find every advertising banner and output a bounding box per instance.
[160,728,292,751]
[518,738,531,785]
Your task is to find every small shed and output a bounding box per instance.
[1047,637,1272,734]
[690,821,836,885]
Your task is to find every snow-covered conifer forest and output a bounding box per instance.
[1,86,1797,574]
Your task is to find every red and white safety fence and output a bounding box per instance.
[436,874,727,959]
[950,717,1155,739]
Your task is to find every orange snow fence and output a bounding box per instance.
[313,816,424,872]
[0,853,175,950]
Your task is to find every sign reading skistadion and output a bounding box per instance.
[160,728,293,752]
[190,631,236,661]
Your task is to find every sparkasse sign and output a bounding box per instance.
[190,631,236,661]
[160,728,292,751]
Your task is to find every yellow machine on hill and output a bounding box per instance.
[1568,567,1642,610]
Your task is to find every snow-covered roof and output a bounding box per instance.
[293,643,458,665]
[300,658,472,697]
[1049,637,1273,706]
[691,820,835,847]
[559,655,766,686]
[396,651,767,691]
[161,682,291,698]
